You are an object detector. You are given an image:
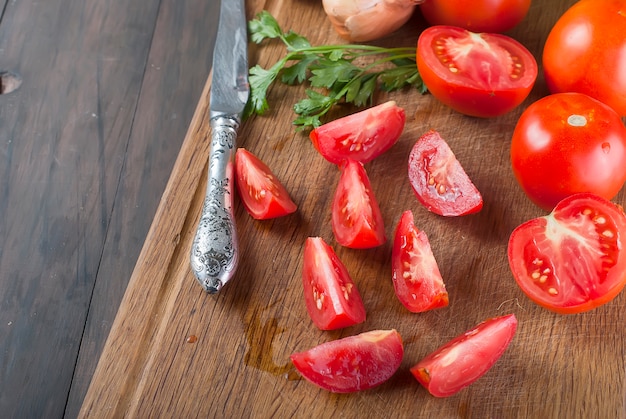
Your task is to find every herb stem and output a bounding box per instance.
[245,11,426,130]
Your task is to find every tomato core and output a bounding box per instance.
[567,115,587,127]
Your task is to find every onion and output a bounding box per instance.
[323,0,425,42]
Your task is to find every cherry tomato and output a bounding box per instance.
[301,237,366,330]
[235,148,297,219]
[419,0,531,33]
[332,160,386,249]
[416,26,537,117]
[291,329,404,393]
[508,193,626,314]
[510,93,626,211]
[543,0,626,116]
[411,314,517,397]
[392,210,448,312]
[309,101,406,165]
[408,130,483,216]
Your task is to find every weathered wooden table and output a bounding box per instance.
[4,0,626,418]
[0,1,218,417]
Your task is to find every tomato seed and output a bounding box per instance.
[602,229,615,239]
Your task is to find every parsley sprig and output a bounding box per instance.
[244,11,427,130]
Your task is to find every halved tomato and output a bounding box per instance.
[392,210,448,312]
[235,148,297,219]
[291,329,404,393]
[508,193,626,314]
[332,159,386,249]
[410,314,518,397]
[302,237,366,330]
[416,26,537,117]
[408,130,483,216]
[309,101,406,164]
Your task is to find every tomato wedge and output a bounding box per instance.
[411,314,518,398]
[291,329,404,393]
[417,26,537,117]
[309,101,406,164]
[302,237,366,330]
[392,210,448,312]
[508,193,626,314]
[235,148,297,219]
[332,160,386,249]
[408,130,483,216]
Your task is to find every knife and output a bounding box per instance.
[190,0,249,293]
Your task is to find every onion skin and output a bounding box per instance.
[323,0,425,42]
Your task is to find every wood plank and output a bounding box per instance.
[0,0,215,416]
[81,0,626,417]
[0,0,157,415]
[63,1,218,417]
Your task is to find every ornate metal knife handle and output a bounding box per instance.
[190,115,239,293]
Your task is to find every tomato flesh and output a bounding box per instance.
[291,329,404,393]
[419,0,531,33]
[510,92,626,211]
[417,26,537,117]
[543,0,626,116]
[309,101,406,164]
[508,193,626,314]
[302,237,366,330]
[411,314,517,397]
[332,160,386,249]
[235,148,297,219]
[408,130,483,216]
[392,210,448,312]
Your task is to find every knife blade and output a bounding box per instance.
[190,0,249,293]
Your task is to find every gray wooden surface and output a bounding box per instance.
[0,1,218,416]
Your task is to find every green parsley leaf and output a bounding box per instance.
[245,11,427,130]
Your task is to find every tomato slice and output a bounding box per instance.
[392,210,448,312]
[291,329,404,393]
[410,314,518,398]
[416,25,537,117]
[309,101,406,164]
[302,237,366,330]
[332,160,386,249]
[235,148,297,220]
[408,130,483,216]
[508,193,626,314]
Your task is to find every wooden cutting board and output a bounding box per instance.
[79,0,626,417]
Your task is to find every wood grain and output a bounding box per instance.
[81,0,626,417]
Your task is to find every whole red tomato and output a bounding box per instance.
[510,92,626,211]
[543,0,626,116]
[419,0,531,33]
